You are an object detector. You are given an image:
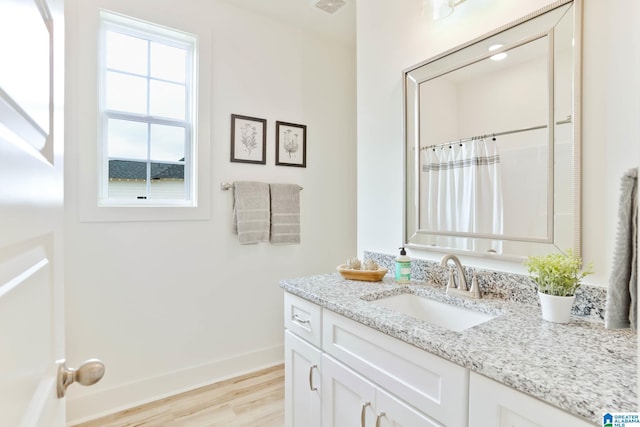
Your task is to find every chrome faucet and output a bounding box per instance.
[440,254,480,299]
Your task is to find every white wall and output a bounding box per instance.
[357,0,640,286]
[64,0,356,423]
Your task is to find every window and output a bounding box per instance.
[99,12,196,206]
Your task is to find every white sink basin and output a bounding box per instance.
[370,293,498,332]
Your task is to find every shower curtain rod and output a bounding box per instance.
[220,181,303,190]
[420,115,572,151]
[421,124,546,150]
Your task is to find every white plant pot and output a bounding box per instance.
[538,292,575,323]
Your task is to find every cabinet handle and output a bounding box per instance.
[375,412,386,427]
[308,364,318,391]
[361,401,371,427]
[292,314,310,325]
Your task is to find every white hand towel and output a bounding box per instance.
[270,183,301,245]
[233,181,270,244]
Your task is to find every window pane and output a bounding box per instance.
[150,42,186,83]
[106,71,147,114]
[150,180,185,200]
[151,162,184,180]
[108,159,147,181]
[108,173,147,199]
[150,124,185,161]
[106,31,147,75]
[107,119,148,160]
[149,80,185,119]
[150,162,185,199]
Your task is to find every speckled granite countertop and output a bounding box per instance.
[280,273,637,425]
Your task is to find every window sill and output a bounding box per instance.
[79,199,209,222]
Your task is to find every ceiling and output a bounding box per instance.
[220,0,356,47]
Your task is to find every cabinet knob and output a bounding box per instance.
[375,412,386,427]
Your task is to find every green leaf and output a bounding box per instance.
[523,249,594,296]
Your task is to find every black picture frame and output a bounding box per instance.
[275,121,307,168]
[230,114,267,164]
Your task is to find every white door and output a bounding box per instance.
[0,0,102,426]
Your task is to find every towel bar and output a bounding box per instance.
[220,182,302,191]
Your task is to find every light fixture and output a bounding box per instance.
[314,0,347,14]
[423,0,467,21]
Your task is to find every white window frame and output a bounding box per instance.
[98,11,197,207]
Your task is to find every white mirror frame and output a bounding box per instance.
[403,0,582,261]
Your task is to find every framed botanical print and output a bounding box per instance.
[275,121,306,167]
[230,114,267,164]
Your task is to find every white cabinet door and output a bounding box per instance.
[322,354,376,427]
[469,373,595,427]
[322,354,440,427]
[285,331,322,427]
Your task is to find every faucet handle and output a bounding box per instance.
[458,269,468,291]
[446,268,456,290]
[470,273,480,298]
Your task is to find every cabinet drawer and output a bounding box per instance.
[284,293,322,347]
[323,310,468,427]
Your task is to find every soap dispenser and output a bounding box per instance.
[395,247,411,284]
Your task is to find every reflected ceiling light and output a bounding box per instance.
[488,44,507,61]
[423,0,467,20]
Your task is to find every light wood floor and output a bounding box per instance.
[74,364,284,427]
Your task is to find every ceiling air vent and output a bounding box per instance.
[314,0,347,14]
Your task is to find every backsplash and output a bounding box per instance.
[363,251,607,321]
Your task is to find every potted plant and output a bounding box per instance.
[524,250,594,323]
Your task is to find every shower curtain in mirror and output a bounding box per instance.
[421,138,504,251]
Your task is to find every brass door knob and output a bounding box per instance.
[57,359,105,398]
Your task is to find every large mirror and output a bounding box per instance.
[404,0,581,260]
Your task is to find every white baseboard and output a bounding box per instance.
[66,345,284,426]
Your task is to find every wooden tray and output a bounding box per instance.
[336,265,388,282]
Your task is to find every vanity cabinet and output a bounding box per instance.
[468,372,595,427]
[284,292,467,427]
[284,291,596,427]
